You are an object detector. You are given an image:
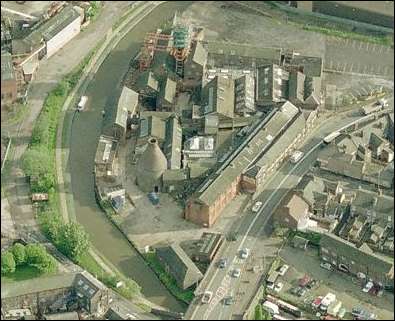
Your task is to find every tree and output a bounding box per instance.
[25,244,57,274]
[11,243,26,266]
[1,251,16,274]
[58,222,90,260]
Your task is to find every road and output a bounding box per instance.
[186,104,393,320]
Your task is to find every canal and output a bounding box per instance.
[69,1,193,312]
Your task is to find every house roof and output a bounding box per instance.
[156,243,203,290]
[115,86,139,128]
[73,271,106,299]
[320,233,393,278]
[282,194,309,221]
[1,52,14,81]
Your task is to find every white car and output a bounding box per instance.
[240,248,250,259]
[201,291,213,304]
[277,264,289,276]
[320,262,332,271]
[232,268,241,278]
[267,283,275,290]
[290,150,304,163]
[274,282,283,293]
[363,281,374,293]
[252,201,263,212]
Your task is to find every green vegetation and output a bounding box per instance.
[144,252,195,304]
[112,4,138,31]
[1,243,57,279]
[77,252,141,299]
[1,251,16,274]
[289,230,321,247]
[302,24,394,47]
[2,265,43,282]
[254,304,272,320]
[57,222,90,260]
[86,1,102,22]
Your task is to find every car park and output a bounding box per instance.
[201,291,213,304]
[311,296,323,310]
[277,264,289,276]
[297,287,307,297]
[252,201,263,212]
[306,279,318,289]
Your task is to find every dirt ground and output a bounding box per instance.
[275,245,394,320]
[112,134,254,251]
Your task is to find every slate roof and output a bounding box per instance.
[320,233,393,278]
[192,41,208,66]
[156,243,203,290]
[115,86,139,128]
[1,273,76,299]
[164,116,182,169]
[194,102,299,206]
[290,55,323,77]
[288,70,305,102]
[203,76,235,118]
[136,71,159,92]
[206,41,282,64]
[159,78,177,104]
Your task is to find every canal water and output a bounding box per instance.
[69,1,192,312]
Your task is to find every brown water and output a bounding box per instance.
[69,1,193,312]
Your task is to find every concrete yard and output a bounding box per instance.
[277,245,394,320]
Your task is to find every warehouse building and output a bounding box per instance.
[185,101,302,227]
[202,75,235,118]
[184,41,207,88]
[156,77,177,112]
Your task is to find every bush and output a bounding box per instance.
[25,244,57,274]
[11,243,26,266]
[1,251,16,274]
[57,222,90,260]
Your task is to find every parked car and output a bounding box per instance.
[320,262,333,271]
[252,201,263,212]
[267,283,276,290]
[223,296,234,306]
[277,264,289,276]
[201,291,213,304]
[297,287,307,297]
[232,268,241,278]
[290,287,300,296]
[240,248,250,259]
[363,281,374,293]
[352,307,377,320]
[299,274,311,287]
[311,296,323,310]
[274,282,283,293]
[218,258,228,269]
[357,272,366,280]
[306,279,318,289]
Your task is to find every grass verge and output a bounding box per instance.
[2,266,45,283]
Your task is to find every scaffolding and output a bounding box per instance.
[138,12,193,77]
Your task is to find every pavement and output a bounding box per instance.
[185,105,393,320]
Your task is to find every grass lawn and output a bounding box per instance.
[2,266,45,283]
[77,252,106,278]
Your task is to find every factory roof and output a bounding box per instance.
[1,51,14,81]
[206,41,282,63]
[290,55,323,77]
[41,6,81,41]
[159,77,177,104]
[248,113,305,175]
[256,64,289,103]
[136,71,159,92]
[288,70,305,102]
[194,101,299,206]
[192,41,208,66]
[203,75,234,118]
[115,86,139,128]
[164,116,182,169]
[156,243,203,290]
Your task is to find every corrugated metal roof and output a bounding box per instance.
[115,86,139,127]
